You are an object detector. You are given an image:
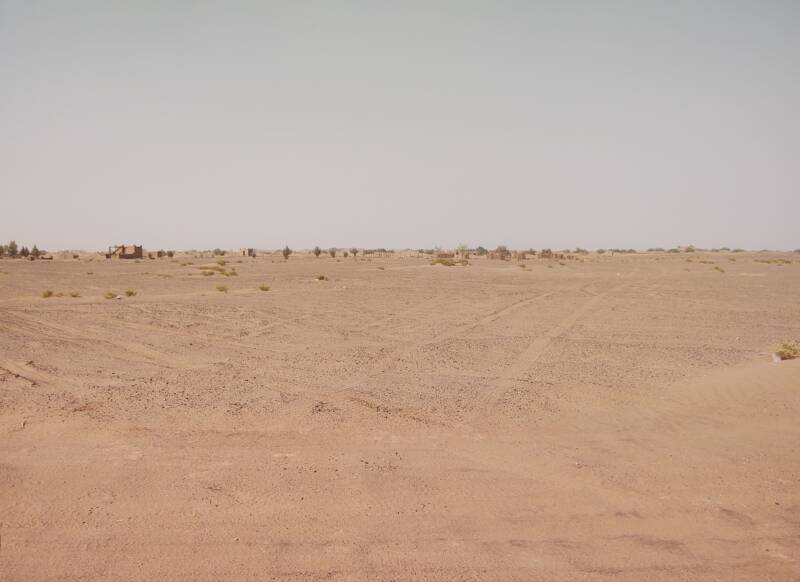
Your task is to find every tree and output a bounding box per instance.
[350,248,359,257]
[328,248,336,258]
[475,246,488,256]
[20,246,30,257]
[31,245,40,258]
[282,246,292,260]
[313,246,322,257]
[7,240,18,257]
[456,243,469,258]
[166,250,175,258]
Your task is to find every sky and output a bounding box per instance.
[1,1,798,251]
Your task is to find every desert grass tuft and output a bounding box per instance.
[125,289,137,297]
[774,341,800,361]
[42,290,54,298]
[429,258,455,267]
[104,291,117,300]
[258,284,270,291]
[216,285,228,292]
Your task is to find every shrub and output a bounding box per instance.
[166,250,175,258]
[430,258,455,267]
[350,248,359,257]
[216,285,228,292]
[774,341,800,360]
[343,251,349,258]
[7,240,18,257]
[258,284,270,291]
[125,289,137,297]
[216,259,227,266]
[596,249,606,254]
[42,290,54,298]
[317,274,328,281]
[494,245,509,260]
[282,246,292,260]
[313,246,322,257]
[475,246,488,256]
[31,245,41,258]
[213,248,226,256]
[69,291,80,298]
[104,291,117,300]
[19,246,30,257]
[713,266,725,273]
[328,248,336,258]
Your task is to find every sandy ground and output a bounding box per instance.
[1,251,799,580]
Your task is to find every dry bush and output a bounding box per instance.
[42,290,54,298]
[317,275,328,281]
[69,291,80,298]
[104,291,117,300]
[125,289,137,297]
[259,284,270,291]
[430,258,455,267]
[216,285,228,292]
[774,341,800,360]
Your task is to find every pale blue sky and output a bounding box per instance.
[1,1,798,250]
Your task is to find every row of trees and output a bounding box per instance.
[309,246,361,258]
[0,240,44,258]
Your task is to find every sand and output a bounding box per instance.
[1,251,799,580]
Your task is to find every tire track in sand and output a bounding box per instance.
[467,279,633,424]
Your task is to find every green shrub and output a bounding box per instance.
[774,341,800,360]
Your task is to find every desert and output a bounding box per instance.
[1,248,799,580]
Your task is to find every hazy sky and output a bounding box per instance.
[1,1,798,251]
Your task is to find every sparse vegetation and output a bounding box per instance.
[213,248,226,256]
[69,291,80,298]
[104,291,117,300]
[773,341,800,361]
[216,285,228,292]
[258,284,270,291]
[713,266,725,273]
[430,258,455,266]
[125,289,137,297]
[42,290,54,298]
[317,274,328,281]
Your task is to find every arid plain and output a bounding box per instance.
[1,251,799,581]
